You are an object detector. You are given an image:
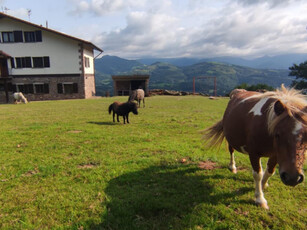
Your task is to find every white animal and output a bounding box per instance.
[13,92,28,104]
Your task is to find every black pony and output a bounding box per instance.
[108,101,138,124]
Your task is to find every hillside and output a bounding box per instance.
[137,53,307,69]
[95,55,145,75]
[94,55,292,96]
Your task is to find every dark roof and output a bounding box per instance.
[0,12,103,52]
[0,50,12,58]
[112,74,150,80]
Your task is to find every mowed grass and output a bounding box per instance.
[0,96,306,230]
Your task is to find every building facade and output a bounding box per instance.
[0,12,103,103]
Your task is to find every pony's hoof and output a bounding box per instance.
[258,202,269,210]
[255,199,269,210]
[262,183,269,189]
[228,166,237,174]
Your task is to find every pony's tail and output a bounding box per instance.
[202,120,225,148]
[108,104,113,114]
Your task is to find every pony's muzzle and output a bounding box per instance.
[280,172,304,186]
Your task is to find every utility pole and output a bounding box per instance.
[193,76,217,96]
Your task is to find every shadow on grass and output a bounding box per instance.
[87,164,253,229]
[87,121,117,126]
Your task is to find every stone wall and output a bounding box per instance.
[84,74,96,98]
[11,75,85,101]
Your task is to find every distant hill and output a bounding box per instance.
[95,55,145,75]
[94,55,293,96]
[137,53,307,69]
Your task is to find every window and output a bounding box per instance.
[57,83,78,94]
[2,32,14,42]
[24,31,35,42]
[84,57,90,68]
[33,56,50,68]
[33,83,49,94]
[15,57,32,68]
[16,84,25,93]
[13,31,23,42]
[32,57,43,68]
[15,84,34,94]
[34,83,44,94]
[24,30,42,42]
[64,83,74,94]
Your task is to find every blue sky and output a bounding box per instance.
[1,0,307,59]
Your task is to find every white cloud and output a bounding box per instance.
[70,0,152,15]
[6,0,306,59]
[3,8,29,19]
[94,11,182,57]
[89,0,306,58]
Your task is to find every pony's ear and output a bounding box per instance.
[274,100,286,116]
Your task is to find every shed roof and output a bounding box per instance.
[0,12,103,53]
[112,74,150,81]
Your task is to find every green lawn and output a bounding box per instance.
[0,96,306,229]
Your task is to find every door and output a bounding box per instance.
[0,58,8,78]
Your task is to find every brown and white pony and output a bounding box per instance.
[128,89,145,108]
[108,101,138,124]
[204,85,306,209]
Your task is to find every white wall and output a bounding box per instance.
[0,18,85,75]
[83,48,94,75]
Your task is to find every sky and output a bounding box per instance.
[1,0,307,59]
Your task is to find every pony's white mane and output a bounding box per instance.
[262,85,307,134]
[242,85,307,134]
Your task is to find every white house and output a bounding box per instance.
[0,12,103,103]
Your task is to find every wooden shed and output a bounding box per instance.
[112,74,150,96]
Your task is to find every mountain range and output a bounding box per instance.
[136,53,307,69]
[94,54,306,96]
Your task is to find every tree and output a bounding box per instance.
[235,83,274,91]
[289,61,307,89]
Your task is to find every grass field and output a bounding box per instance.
[0,96,306,229]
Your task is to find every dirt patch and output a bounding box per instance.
[236,166,249,172]
[198,160,221,170]
[77,162,99,169]
[234,208,249,216]
[23,168,40,177]
[67,130,82,134]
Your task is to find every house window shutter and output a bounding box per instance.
[57,83,63,94]
[13,31,23,42]
[35,30,42,42]
[10,58,15,68]
[28,84,34,94]
[43,56,50,67]
[25,57,32,68]
[12,84,17,92]
[44,83,49,94]
[24,84,29,94]
[73,83,78,93]
[8,83,14,91]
